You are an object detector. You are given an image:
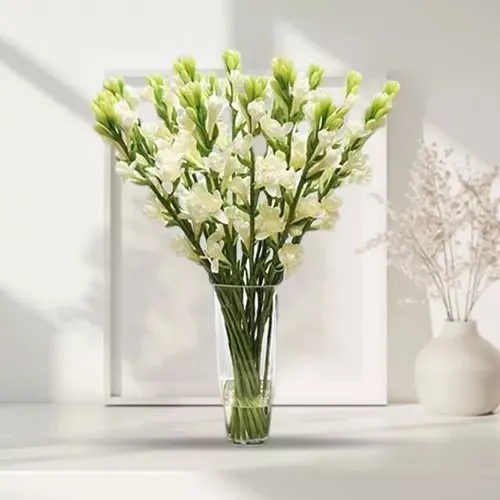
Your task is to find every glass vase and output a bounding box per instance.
[213,284,277,446]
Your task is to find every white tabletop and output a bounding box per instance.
[1,404,499,499]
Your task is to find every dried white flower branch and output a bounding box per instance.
[363,141,500,321]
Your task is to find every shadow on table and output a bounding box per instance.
[2,411,498,469]
[0,434,410,469]
[98,434,409,451]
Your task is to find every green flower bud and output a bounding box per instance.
[135,154,149,167]
[309,73,323,91]
[189,81,204,104]
[286,61,297,85]
[254,77,267,98]
[179,70,190,84]
[349,85,360,96]
[270,79,289,109]
[103,77,124,95]
[92,91,119,125]
[383,80,400,97]
[272,58,285,83]
[173,56,198,83]
[335,106,350,119]
[346,70,362,94]
[222,49,241,72]
[325,115,343,131]
[91,102,107,124]
[207,73,219,93]
[186,107,198,124]
[374,104,392,121]
[178,82,204,110]
[244,77,256,101]
[177,88,190,109]
[238,93,249,110]
[364,92,390,122]
[308,64,324,90]
[316,96,334,121]
[146,74,164,90]
[272,57,297,87]
[372,92,389,111]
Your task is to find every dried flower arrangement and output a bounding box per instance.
[365,141,500,321]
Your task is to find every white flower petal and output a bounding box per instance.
[215,210,229,224]
[282,122,294,135]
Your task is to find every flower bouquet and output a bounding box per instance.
[92,50,399,445]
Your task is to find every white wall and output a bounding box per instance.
[1,0,500,402]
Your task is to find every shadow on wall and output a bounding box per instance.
[0,36,92,124]
[0,37,90,403]
[385,78,430,402]
[65,185,218,400]
[0,290,55,402]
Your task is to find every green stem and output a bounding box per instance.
[255,289,275,370]
[262,305,274,396]
[216,286,275,443]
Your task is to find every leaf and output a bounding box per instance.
[94,123,115,140]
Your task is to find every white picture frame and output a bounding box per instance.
[104,70,387,406]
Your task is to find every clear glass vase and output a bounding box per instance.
[213,284,277,446]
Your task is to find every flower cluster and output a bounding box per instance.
[92,50,399,286]
[363,141,500,320]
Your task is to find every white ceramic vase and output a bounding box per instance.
[415,321,500,416]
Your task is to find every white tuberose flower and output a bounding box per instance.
[278,243,304,274]
[203,151,227,174]
[260,115,293,140]
[231,134,253,156]
[170,234,199,263]
[180,184,226,224]
[255,153,296,197]
[205,231,229,273]
[174,130,202,165]
[290,133,307,170]
[295,198,322,219]
[347,121,365,138]
[345,151,371,183]
[141,85,155,102]
[113,100,139,128]
[313,129,337,157]
[154,148,183,183]
[206,95,226,138]
[313,196,342,230]
[309,148,341,180]
[143,196,168,221]
[115,160,142,183]
[229,176,250,204]
[255,202,285,241]
[229,70,247,92]
[247,99,267,127]
[291,74,309,114]
[124,85,141,107]
[225,207,251,248]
